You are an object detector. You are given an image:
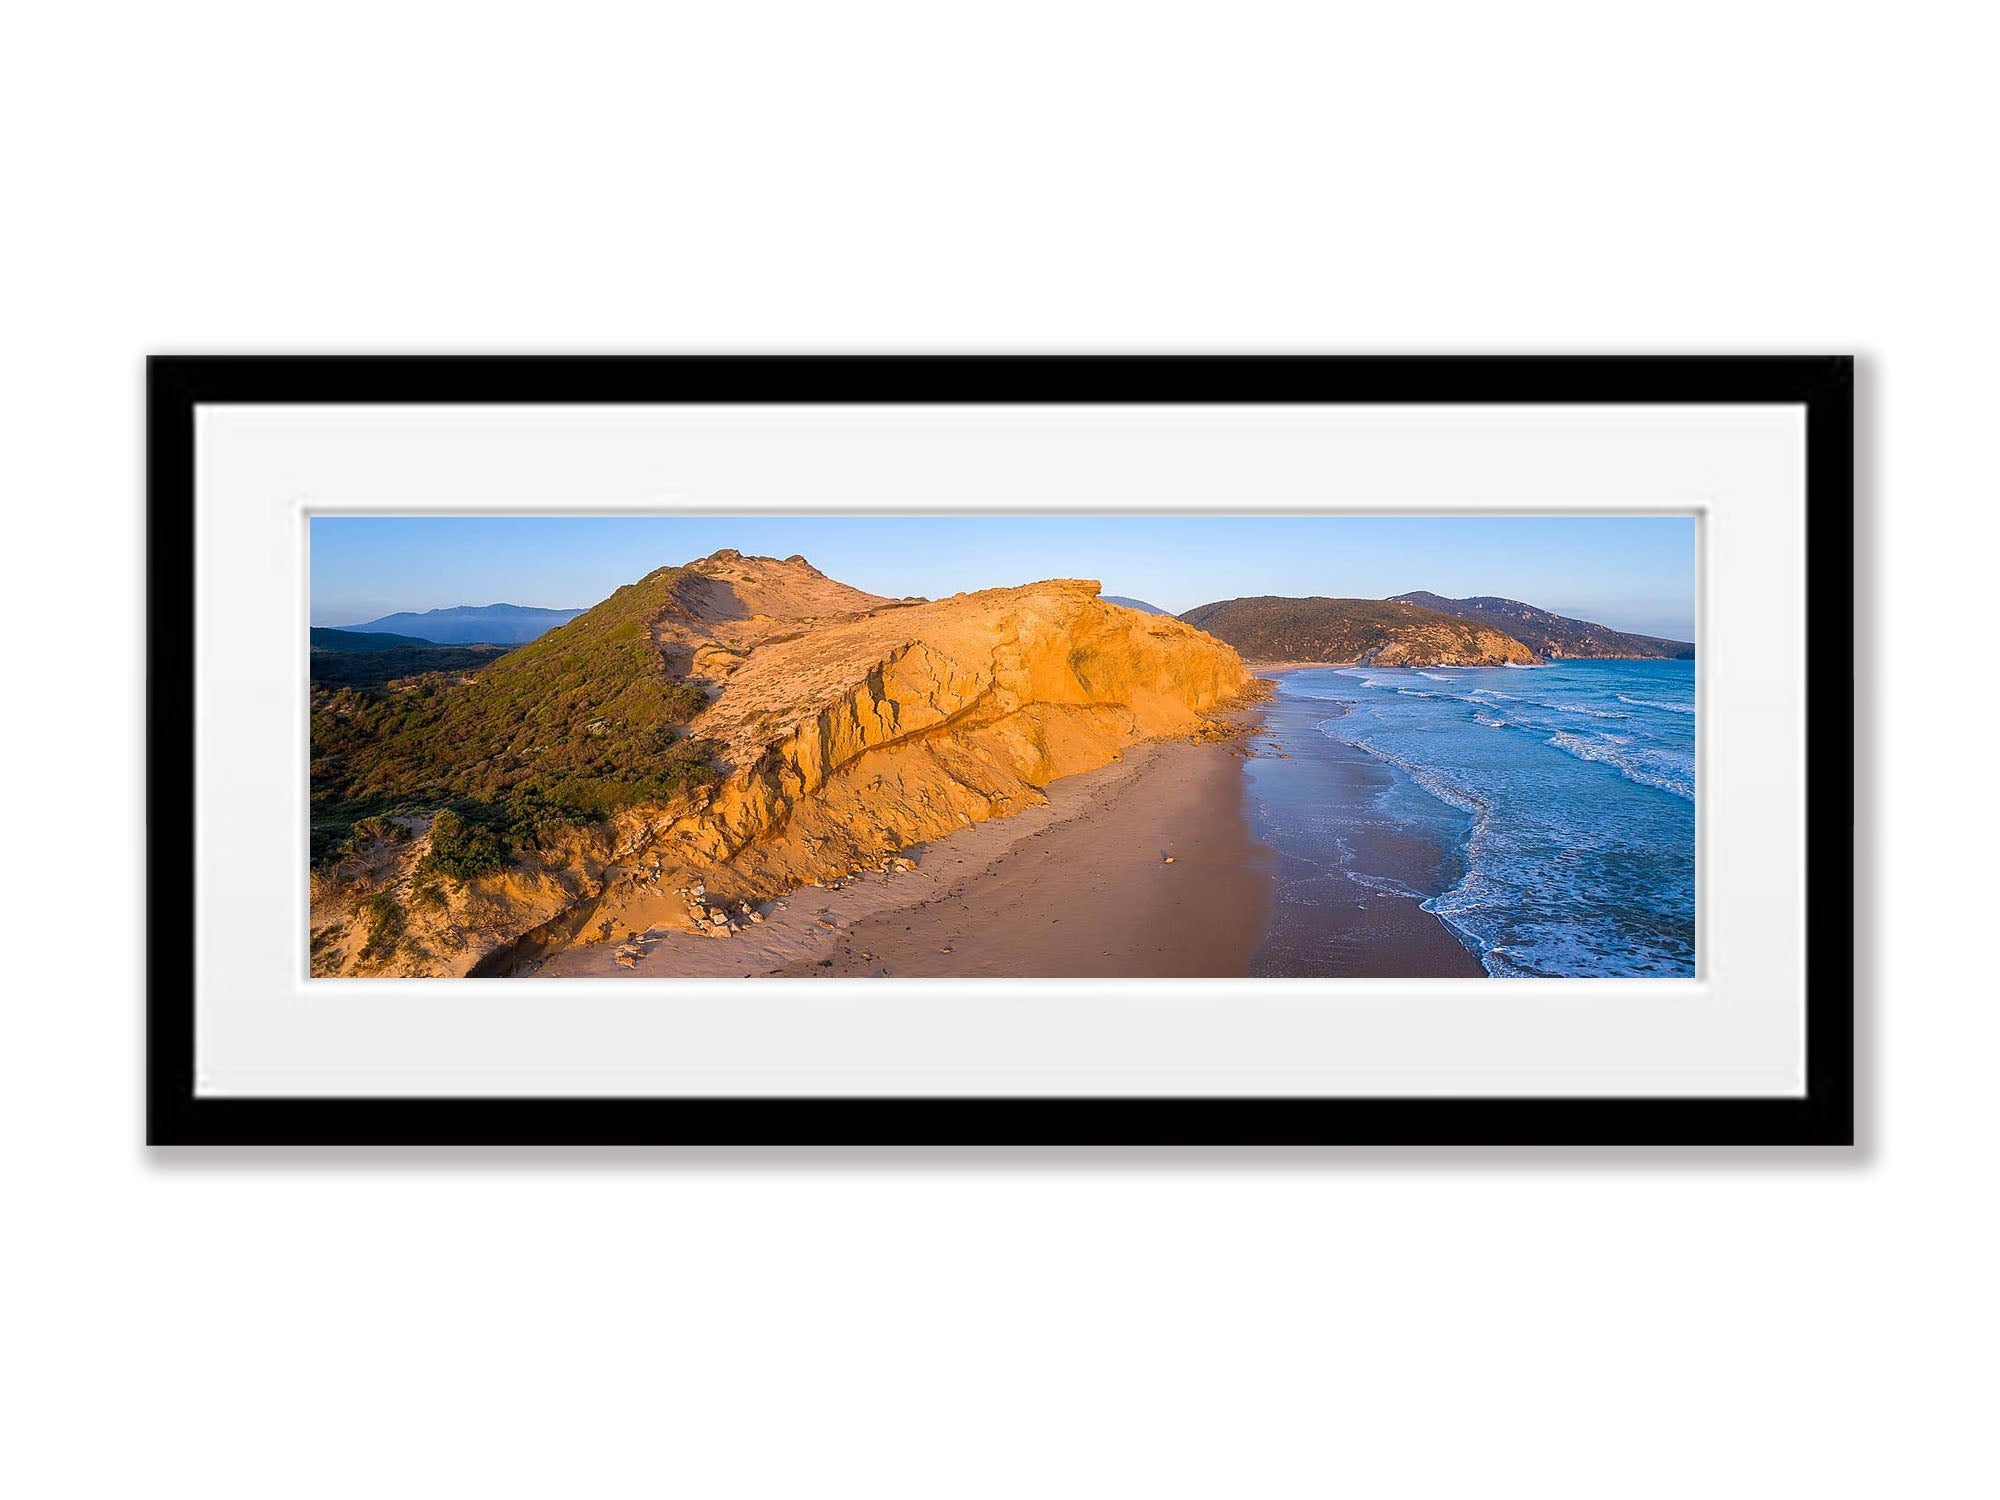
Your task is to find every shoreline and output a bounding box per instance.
[1246,658,1696,977]
[536,727,1274,979]
[1243,675,1487,979]
[776,723,1273,977]
[536,676,1489,979]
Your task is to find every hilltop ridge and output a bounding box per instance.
[1391,592,1693,659]
[1179,595,1540,667]
[341,602,585,644]
[310,551,1252,976]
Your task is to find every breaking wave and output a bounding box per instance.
[1545,731,1694,801]
[1273,658,1697,977]
[1617,694,1695,714]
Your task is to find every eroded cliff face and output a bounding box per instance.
[1355,623,1539,667]
[309,554,1251,976]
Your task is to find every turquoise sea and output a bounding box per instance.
[1259,659,1696,978]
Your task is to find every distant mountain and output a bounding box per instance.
[1180,596,1540,667]
[1391,593,1693,659]
[1102,595,1170,616]
[341,603,585,645]
[311,626,435,652]
[311,552,1248,976]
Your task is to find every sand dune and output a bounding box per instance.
[312,550,1256,976]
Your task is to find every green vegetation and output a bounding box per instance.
[310,626,439,652]
[1178,596,1540,666]
[310,642,513,691]
[310,814,412,868]
[416,809,511,881]
[358,892,407,962]
[354,815,411,846]
[310,566,722,866]
[1390,592,1694,659]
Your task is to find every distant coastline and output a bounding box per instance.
[308,535,1696,981]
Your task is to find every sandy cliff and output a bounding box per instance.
[310,552,1252,976]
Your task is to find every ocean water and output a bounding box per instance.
[1268,659,1696,977]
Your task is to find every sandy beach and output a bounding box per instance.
[1244,680,1487,978]
[537,684,1489,979]
[538,728,1275,979]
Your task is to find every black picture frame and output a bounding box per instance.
[148,355,1854,1147]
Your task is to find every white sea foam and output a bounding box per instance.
[1545,702,1628,719]
[1279,660,1697,977]
[1617,694,1696,715]
[1468,687,1623,718]
[1546,731,1694,801]
[1352,737,1491,823]
[1347,741,1504,970]
[1421,880,1516,976]
[1348,872,1429,900]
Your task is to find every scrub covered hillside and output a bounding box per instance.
[1391,592,1694,659]
[310,564,720,865]
[1179,596,1540,667]
[308,551,1253,976]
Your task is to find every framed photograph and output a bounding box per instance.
[148,356,1853,1145]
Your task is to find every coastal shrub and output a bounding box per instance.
[1179,596,1532,666]
[309,821,352,868]
[358,892,406,962]
[418,810,511,881]
[308,566,725,851]
[310,642,511,691]
[308,812,410,870]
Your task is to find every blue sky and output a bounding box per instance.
[310,515,1698,639]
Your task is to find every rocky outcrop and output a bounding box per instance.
[1178,595,1541,667]
[1390,591,1694,659]
[309,812,622,979]
[310,554,1252,976]
[579,574,1251,961]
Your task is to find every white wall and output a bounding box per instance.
[2,4,1987,1495]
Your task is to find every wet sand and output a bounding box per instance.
[537,683,1486,980]
[537,731,1274,979]
[1245,677,1486,978]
